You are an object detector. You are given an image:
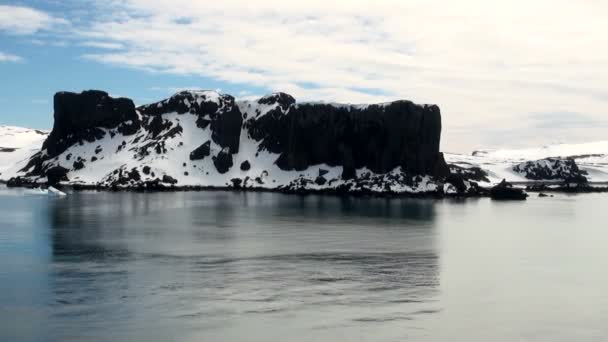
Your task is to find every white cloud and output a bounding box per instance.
[0,52,23,63]
[81,41,124,50]
[0,5,68,35]
[10,0,608,151]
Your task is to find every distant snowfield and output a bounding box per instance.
[445,141,608,184]
[0,125,48,179]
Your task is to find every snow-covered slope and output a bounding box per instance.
[0,125,48,179]
[446,141,608,184]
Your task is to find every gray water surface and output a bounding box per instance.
[1,187,607,341]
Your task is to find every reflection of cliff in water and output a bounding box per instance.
[45,191,441,331]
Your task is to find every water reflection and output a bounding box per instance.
[30,191,442,340]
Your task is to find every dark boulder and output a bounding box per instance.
[240,160,251,171]
[490,179,528,200]
[314,176,327,185]
[445,173,467,193]
[162,175,178,184]
[73,160,85,170]
[213,150,233,174]
[231,178,243,188]
[189,141,211,160]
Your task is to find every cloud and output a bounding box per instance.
[7,1,608,151]
[81,41,124,50]
[0,5,68,35]
[0,52,23,63]
[530,112,608,130]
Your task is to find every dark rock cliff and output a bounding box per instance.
[19,90,139,176]
[44,90,139,157]
[246,94,449,179]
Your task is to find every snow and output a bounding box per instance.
[446,140,608,184]
[237,96,290,120]
[0,125,48,179]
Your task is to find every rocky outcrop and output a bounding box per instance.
[449,164,490,183]
[246,94,449,179]
[513,158,588,183]
[18,90,139,177]
[44,90,139,157]
[139,91,242,153]
[490,179,528,200]
[189,141,211,160]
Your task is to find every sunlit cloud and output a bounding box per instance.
[0,5,68,35]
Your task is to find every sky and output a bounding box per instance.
[0,0,607,152]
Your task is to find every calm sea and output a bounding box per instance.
[1,186,607,341]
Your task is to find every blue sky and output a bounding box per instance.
[1,0,607,152]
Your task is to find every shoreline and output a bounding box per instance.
[3,180,608,198]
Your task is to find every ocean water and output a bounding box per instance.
[0,186,607,341]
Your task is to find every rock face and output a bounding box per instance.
[247,95,448,179]
[18,90,139,177]
[44,90,139,157]
[490,179,528,200]
[189,141,211,160]
[513,158,588,183]
[6,89,457,196]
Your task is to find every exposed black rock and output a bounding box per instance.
[138,91,242,153]
[246,100,448,179]
[46,166,69,185]
[314,176,327,185]
[44,90,139,158]
[513,158,588,183]
[449,164,490,183]
[73,160,85,170]
[490,179,528,200]
[240,160,251,171]
[445,173,468,193]
[257,92,296,111]
[189,141,211,160]
[162,175,178,184]
[213,150,233,174]
[142,166,151,175]
[231,178,243,188]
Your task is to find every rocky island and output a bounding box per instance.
[1,89,606,198]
